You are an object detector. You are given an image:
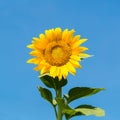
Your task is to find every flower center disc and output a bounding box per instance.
[52,46,64,59]
[44,41,71,66]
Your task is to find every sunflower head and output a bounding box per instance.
[27,28,90,80]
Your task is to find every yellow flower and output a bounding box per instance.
[27,28,90,80]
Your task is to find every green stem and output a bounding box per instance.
[53,106,58,119]
[56,88,62,120]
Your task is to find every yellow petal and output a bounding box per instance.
[55,28,62,40]
[29,50,41,56]
[62,29,68,40]
[56,67,62,80]
[79,53,91,58]
[66,62,76,75]
[39,34,45,39]
[71,39,87,49]
[40,60,50,66]
[41,66,46,74]
[58,70,63,80]
[45,29,55,41]
[34,60,49,70]
[50,66,57,78]
[41,66,50,75]
[70,55,81,61]
[32,37,40,42]
[56,67,60,76]
[34,40,47,50]
[69,29,75,37]
[27,58,39,64]
[79,47,88,52]
[72,47,88,55]
[62,29,74,43]
[59,66,68,79]
[27,44,34,49]
[34,65,42,71]
[72,35,81,43]
[69,59,82,68]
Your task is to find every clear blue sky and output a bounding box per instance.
[0,0,120,120]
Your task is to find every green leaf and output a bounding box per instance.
[64,104,105,119]
[56,98,105,119]
[38,86,53,105]
[65,87,105,103]
[40,74,67,90]
[64,108,84,119]
[75,104,105,116]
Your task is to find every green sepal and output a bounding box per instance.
[64,87,105,103]
[40,74,67,90]
[38,86,53,105]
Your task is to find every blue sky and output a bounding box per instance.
[0,0,120,120]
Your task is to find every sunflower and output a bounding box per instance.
[27,28,90,80]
